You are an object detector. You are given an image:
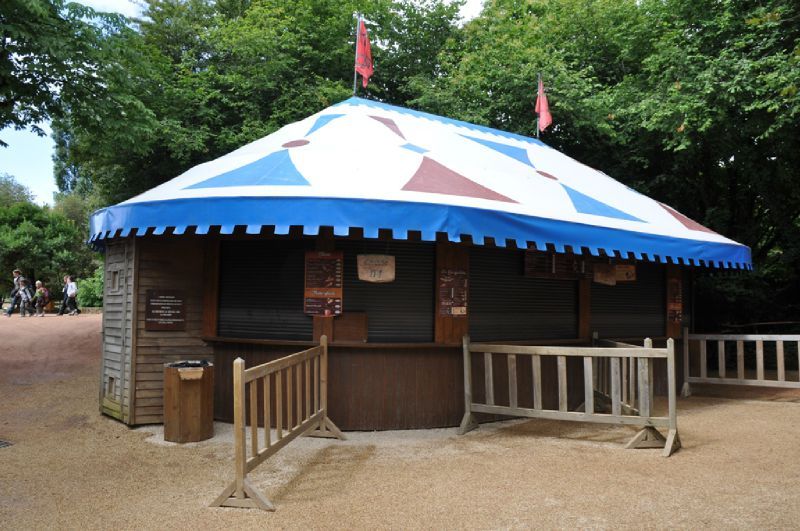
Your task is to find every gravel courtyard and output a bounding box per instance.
[1,314,799,529]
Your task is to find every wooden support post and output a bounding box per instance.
[737,340,745,381]
[681,327,691,397]
[532,355,542,410]
[233,358,246,499]
[718,340,726,379]
[756,340,764,381]
[508,354,518,408]
[644,338,654,415]
[275,370,283,439]
[664,338,681,457]
[459,336,478,434]
[583,357,594,414]
[249,381,258,458]
[777,341,785,381]
[629,356,636,406]
[295,361,301,428]
[610,357,621,416]
[484,352,494,406]
[305,359,311,419]
[558,356,568,412]
[286,366,293,430]
[638,358,650,418]
[700,340,707,379]
[263,375,271,448]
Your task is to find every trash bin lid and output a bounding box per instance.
[166,360,213,368]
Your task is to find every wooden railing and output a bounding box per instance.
[459,336,681,457]
[682,327,800,396]
[211,336,344,511]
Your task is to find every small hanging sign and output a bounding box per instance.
[357,254,395,283]
[615,264,637,282]
[304,251,343,316]
[593,264,617,286]
[439,268,468,316]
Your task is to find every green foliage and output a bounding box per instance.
[76,265,104,307]
[0,173,33,207]
[0,201,95,296]
[0,0,127,145]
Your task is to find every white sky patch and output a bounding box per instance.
[76,0,142,18]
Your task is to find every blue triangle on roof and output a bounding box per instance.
[306,114,344,135]
[401,143,428,154]
[185,150,310,189]
[561,184,643,222]
[460,134,535,168]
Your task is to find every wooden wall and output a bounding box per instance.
[99,239,135,422]
[129,238,213,424]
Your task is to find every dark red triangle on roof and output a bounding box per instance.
[370,115,406,139]
[402,156,516,203]
[659,202,717,234]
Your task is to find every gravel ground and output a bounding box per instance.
[2,314,800,529]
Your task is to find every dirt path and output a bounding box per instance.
[1,315,800,529]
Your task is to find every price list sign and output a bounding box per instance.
[439,268,468,316]
[304,251,344,316]
[145,289,186,331]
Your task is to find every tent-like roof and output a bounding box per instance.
[89,97,751,269]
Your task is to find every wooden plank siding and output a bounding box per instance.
[99,239,134,422]
[130,238,214,424]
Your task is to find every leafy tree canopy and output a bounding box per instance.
[0,172,33,207]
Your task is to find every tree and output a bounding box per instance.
[0,173,33,207]
[0,0,126,145]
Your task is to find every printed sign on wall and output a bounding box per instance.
[145,290,186,331]
[304,251,343,316]
[439,268,468,316]
[357,254,395,283]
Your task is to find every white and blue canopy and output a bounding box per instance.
[89,97,751,269]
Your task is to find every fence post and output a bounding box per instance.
[681,327,691,397]
[459,336,478,434]
[663,338,681,457]
[233,357,246,499]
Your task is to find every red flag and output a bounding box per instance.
[355,19,373,88]
[535,78,552,132]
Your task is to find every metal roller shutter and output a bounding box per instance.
[217,240,313,340]
[591,262,665,338]
[469,247,578,341]
[338,240,435,342]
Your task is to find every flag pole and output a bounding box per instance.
[353,14,360,96]
[536,72,541,139]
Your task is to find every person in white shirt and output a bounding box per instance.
[66,276,79,316]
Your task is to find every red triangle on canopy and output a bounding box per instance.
[402,157,516,203]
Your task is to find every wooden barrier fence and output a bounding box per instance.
[211,336,344,511]
[682,327,800,396]
[459,336,681,457]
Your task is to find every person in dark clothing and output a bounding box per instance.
[4,269,23,317]
[57,275,69,316]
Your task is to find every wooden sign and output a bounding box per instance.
[667,276,683,323]
[145,290,186,330]
[439,268,468,316]
[525,250,590,280]
[593,264,616,286]
[357,254,395,283]
[304,251,343,316]
[615,264,637,282]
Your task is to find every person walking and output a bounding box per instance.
[5,269,23,317]
[57,275,69,316]
[32,280,50,317]
[17,278,33,317]
[66,275,80,315]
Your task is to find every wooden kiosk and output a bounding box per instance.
[91,97,751,430]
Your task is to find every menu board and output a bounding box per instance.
[439,268,468,316]
[667,276,683,323]
[145,290,186,331]
[525,251,590,280]
[304,251,343,316]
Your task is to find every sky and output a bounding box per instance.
[0,0,483,206]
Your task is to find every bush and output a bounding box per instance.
[77,265,103,307]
